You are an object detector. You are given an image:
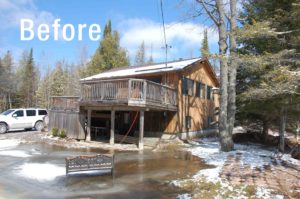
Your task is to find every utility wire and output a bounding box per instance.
[160,0,168,67]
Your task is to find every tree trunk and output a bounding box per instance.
[262,119,269,143]
[216,0,234,151]
[8,92,11,109]
[228,0,237,136]
[279,107,286,152]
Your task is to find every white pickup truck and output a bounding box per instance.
[0,108,47,134]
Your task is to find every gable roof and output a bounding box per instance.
[80,57,219,86]
[81,57,202,81]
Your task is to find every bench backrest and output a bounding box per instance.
[66,154,114,174]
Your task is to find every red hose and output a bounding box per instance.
[120,111,139,143]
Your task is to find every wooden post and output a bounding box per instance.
[86,109,91,141]
[110,110,115,145]
[143,80,147,102]
[139,110,144,149]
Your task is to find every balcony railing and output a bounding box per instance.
[80,78,177,110]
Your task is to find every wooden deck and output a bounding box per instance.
[80,78,177,111]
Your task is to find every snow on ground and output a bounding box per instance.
[0,139,20,150]
[17,163,65,181]
[173,137,300,198]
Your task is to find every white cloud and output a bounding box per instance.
[0,0,55,30]
[118,18,218,62]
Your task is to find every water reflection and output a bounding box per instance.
[0,143,211,199]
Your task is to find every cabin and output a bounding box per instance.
[48,57,219,149]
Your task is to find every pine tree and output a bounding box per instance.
[17,49,38,108]
[147,55,154,64]
[200,29,210,58]
[237,0,300,151]
[135,41,146,65]
[0,57,4,111]
[83,20,130,77]
[1,51,14,109]
[50,61,66,96]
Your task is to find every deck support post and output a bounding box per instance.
[110,110,115,145]
[86,109,91,141]
[139,110,144,149]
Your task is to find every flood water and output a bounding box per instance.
[0,143,210,199]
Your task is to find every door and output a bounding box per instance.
[25,109,37,128]
[10,110,26,129]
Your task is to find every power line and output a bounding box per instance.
[160,0,169,67]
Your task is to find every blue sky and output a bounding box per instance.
[0,0,219,73]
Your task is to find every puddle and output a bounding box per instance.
[0,143,210,199]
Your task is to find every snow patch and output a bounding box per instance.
[173,138,291,198]
[81,58,201,81]
[176,193,191,199]
[17,163,65,181]
[0,150,30,157]
[0,139,20,150]
[280,153,300,167]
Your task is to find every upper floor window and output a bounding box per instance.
[182,77,194,96]
[207,86,213,100]
[196,81,201,97]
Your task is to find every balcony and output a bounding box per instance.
[80,78,177,111]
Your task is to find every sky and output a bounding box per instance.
[0,0,219,74]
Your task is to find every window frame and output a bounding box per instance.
[182,77,194,96]
[207,86,213,100]
[26,110,36,117]
[13,110,24,117]
[185,115,192,129]
[38,110,47,116]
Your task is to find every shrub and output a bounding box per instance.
[52,128,59,137]
[59,129,67,138]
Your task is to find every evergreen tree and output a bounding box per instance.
[83,20,129,77]
[237,0,300,151]
[1,51,14,109]
[0,58,4,111]
[147,55,154,64]
[135,41,146,65]
[50,61,66,96]
[17,49,38,108]
[36,67,51,109]
[200,29,210,58]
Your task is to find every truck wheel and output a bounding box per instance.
[34,121,44,132]
[0,123,7,134]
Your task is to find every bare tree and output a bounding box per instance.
[196,0,235,151]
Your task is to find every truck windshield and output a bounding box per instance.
[1,109,15,116]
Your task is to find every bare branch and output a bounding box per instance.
[196,0,220,25]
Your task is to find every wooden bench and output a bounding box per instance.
[65,154,114,175]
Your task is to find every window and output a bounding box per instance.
[26,110,36,117]
[38,110,47,116]
[196,82,201,97]
[182,77,194,96]
[1,109,15,116]
[201,84,206,99]
[185,116,192,129]
[207,116,213,128]
[207,86,213,100]
[13,110,24,117]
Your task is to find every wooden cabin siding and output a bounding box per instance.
[162,61,219,134]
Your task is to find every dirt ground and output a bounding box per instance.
[221,153,300,198]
